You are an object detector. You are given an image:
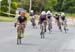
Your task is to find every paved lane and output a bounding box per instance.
[0,20,75,52]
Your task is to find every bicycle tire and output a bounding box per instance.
[17,25,22,45]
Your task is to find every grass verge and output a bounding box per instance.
[0,16,15,22]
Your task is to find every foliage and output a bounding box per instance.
[0,0,75,16]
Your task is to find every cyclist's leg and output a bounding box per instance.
[21,25,25,38]
[40,23,43,35]
[63,20,68,30]
[33,18,36,26]
[49,19,52,29]
[64,20,67,27]
[39,22,44,38]
[44,21,47,32]
[30,17,32,22]
[16,27,18,39]
[48,19,50,31]
[31,18,33,26]
[57,20,62,31]
[16,25,19,39]
[43,22,46,38]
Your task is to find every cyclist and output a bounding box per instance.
[54,12,62,31]
[39,11,47,35]
[60,12,68,30]
[46,11,52,31]
[15,11,27,38]
[30,10,36,28]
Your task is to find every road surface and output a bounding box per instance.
[0,20,75,52]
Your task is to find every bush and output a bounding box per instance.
[11,2,18,9]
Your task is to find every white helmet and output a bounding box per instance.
[47,11,51,14]
[30,10,34,13]
[16,10,19,14]
[41,11,46,15]
[61,12,65,16]
[55,12,58,15]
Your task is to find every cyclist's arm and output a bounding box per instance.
[14,17,19,27]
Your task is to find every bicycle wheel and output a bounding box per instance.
[17,25,22,45]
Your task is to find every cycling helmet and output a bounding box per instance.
[47,11,51,14]
[20,11,25,16]
[41,11,46,15]
[30,10,34,13]
[61,12,65,16]
[55,12,59,16]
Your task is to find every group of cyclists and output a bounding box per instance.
[14,9,68,44]
[38,11,68,38]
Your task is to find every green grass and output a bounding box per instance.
[0,13,75,22]
[0,16,30,22]
[0,16,15,22]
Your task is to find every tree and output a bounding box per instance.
[45,0,57,11]
[62,0,75,13]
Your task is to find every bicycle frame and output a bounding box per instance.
[17,24,25,44]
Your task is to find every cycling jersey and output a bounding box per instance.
[30,13,35,18]
[61,16,66,21]
[61,13,66,21]
[47,14,51,19]
[30,12,34,16]
[39,15,46,24]
[54,14,60,20]
[18,16,27,23]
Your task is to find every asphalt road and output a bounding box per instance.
[0,19,75,52]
